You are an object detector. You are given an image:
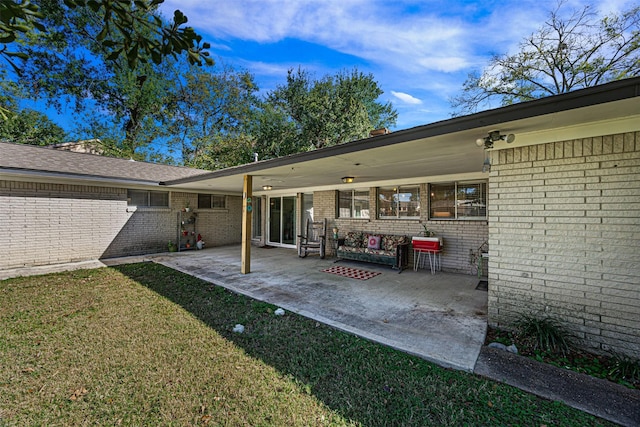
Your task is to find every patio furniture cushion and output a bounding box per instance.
[382,235,410,251]
[366,234,381,249]
[344,231,364,248]
[336,232,409,273]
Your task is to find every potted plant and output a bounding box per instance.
[184,200,191,212]
[413,224,436,240]
[167,241,177,252]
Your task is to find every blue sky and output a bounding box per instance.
[157,0,634,130]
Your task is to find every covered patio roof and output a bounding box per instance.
[162,78,640,194]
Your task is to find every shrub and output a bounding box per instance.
[513,314,572,356]
[609,353,640,386]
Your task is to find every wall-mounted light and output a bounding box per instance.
[262,185,273,191]
[341,176,355,184]
[482,155,491,173]
[475,130,515,149]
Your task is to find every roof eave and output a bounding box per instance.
[162,77,640,186]
[1,168,164,187]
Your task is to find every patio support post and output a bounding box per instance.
[241,175,252,274]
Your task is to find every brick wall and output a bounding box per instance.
[0,182,243,269]
[314,187,489,273]
[191,195,243,247]
[488,132,640,357]
[1,181,129,268]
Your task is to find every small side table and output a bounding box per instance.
[413,249,441,274]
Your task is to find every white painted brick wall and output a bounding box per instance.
[1,181,129,268]
[488,132,640,357]
[1,183,243,269]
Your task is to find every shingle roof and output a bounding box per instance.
[0,142,211,184]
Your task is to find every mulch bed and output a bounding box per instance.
[484,327,639,390]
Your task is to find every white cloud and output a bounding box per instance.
[161,0,640,74]
[391,91,422,105]
[160,0,476,73]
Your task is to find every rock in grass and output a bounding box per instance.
[487,342,519,354]
[274,308,285,316]
[233,324,244,333]
[488,342,507,351]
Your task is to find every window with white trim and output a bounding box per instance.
[429,181,487,219]
[198,194,227,209]
[338,190,370,218]
[127,190,168,207]
[377,185,420,219]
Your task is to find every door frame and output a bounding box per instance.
[266,194,298,248]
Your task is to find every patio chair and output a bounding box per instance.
[298,218,326,258]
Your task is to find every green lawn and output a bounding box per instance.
[0,263,615,426]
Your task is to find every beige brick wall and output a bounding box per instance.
[190,195,243,247]
[314,187,489,273]
[1,181,130,268]
[1,182,243,269]
[488,132,640,357]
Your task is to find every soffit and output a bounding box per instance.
[165,96,640,195]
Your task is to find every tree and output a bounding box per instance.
[451,2,640,115]
[12,2,199,159]
[250,102,299,160]
[164,63,261,168]
[0,108,67,144]
[266,68,397,152]
[0,0,211,72]
[72,60,177,159]
[0,66,65,144]
[1,0,211,128]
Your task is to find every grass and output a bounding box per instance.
[0,263,617,426]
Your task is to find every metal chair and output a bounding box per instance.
[298,218,326,258]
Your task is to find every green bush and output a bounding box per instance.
[609,353,640,386]
[513,314,572,356]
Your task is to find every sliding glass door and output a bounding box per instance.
[268,196,297,246]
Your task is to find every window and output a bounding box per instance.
[429,181,486,219]
[338,190,370,218]
[127,190,168,207]
[198,194,226,209]
[377,185,420,219]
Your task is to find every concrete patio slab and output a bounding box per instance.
[148,245,488,372]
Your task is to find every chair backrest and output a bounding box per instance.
[306,218,326,243]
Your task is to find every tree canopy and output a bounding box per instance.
[167,66,398,169]
[164,63,261,169]
[2,2,397,167]
[266,68,397,152]
[6,1,213,159]
[0,0,211,125]
[0,0,211,72]
[0,108,67,145]
[451,2,640,115]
